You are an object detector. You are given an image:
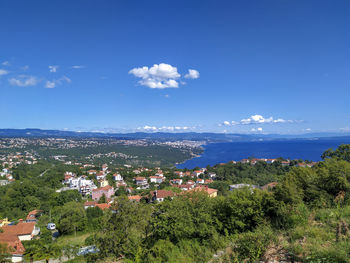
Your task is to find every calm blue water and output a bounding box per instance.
[177,138,350,169]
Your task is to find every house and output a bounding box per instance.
[187,180,195,185]
[174,171,184,177]
[84,201,97,209]
[150,190,176,202]
[87,170,97,175]
[128,195,142,202]
[177,184,194,191]
[134,177,148,188]
[196,178,204,184]
[96,171,106,180]
[98,179,109,188]
[170,178,182,185]
[204,179,213,184]
[0,234,25,263]
[281,161,290,166]
[149,176,165,184]
[95,203,111,210]
[192,170,202,177]
[25,210,42,223]
[1,221,40,241]
[133,169,141,174]
[0,218,10,227]
[190,186,218,198]
[113,173,123,181]
[92,185,114,201]
[208,173,216,179]
[102,164,108,172]
[84,201,111,210]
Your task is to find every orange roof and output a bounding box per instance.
[0,236,25,255]
[26,210,42,221]
[95,203,111,210]
[191,186,218,195]
[84,201,97,206]
[151,190,176,199]
[2,222,36,236]
[92,185,113,192]
[135,177,146,180]
[128,195,142,202]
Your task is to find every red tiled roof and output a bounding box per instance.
[95,203,111,210]
[151,190,176,199]
[26,210,42,221]
[2,222,36,236]
[135,177,146,181]
[84,201,97,206]
[191,186,218,195]
[128,195,142,202]
[92,185,113,192]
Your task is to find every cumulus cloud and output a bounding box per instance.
[137,125,193,132]
[220,120,239,126]
[129,63,199,89]
[129,63,181,89]
[251,127,263,132]
[48,65,59,73]
[221,115,299,126]
[2,61,9,66]
[0,69,9,76]
[45,76,71,88]
[8,75,39,87]
[185,69,200,79]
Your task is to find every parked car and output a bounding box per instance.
[47,223,56,230]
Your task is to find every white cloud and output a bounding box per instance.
[71,65,86,69]
[0,69,9,76]
[223,114,298,126]
[185,69,200,79]
[8,75,39,87]
[129,63,181,89]
[220,120,239,126]
[48,65,59,73]
[2,61,9,66]
[45,76,71,88]
[137,125,194,132]
[251,127,263,132]
[45,81,56,89]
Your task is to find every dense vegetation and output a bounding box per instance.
[0,144,350,262]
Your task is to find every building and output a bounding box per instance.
[149,176,165,184]
[113,173,123,181]
[128,195,142,202]
[190,186,218,198]
[170,178,183,185]
[92,185,114,201]
[25,210,42,223]
[134,177,148,188]
[150,190,176,202]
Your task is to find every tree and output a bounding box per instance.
[322,144,350,162]
[0,243,11,263]
[54,202,87,235]
[95,196,152,260]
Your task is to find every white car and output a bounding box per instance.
[47,223,56,230]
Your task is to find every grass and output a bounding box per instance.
[56,232,91,247]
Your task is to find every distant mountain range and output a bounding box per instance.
[1,128,350,142]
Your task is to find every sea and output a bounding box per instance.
[176,138,350,169]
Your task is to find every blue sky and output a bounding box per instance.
[0,0,349,134]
